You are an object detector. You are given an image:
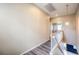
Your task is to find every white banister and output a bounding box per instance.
[50,31,64,55]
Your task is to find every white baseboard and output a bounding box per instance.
[20,39,50,55]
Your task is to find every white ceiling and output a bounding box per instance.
[34,3,79,18]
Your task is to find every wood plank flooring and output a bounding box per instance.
[23,40,78,55]
[24,40,51,55]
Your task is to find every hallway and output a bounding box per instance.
[0,3,79,55]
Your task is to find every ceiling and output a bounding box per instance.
[34,3,79,18]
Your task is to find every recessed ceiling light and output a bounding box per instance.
[65,22,69,26]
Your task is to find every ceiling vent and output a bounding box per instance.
[45,4,56,12]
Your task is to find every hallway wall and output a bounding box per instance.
[0,4,49,54]
[76,7,79,53]
[51,15,76,45]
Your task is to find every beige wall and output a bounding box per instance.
[76,8,79,53]
[51,15,76,45]
[0,4,49,54]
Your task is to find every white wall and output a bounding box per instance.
[51,15,76,45]
[0,4,49,55]
[76,8,79,53]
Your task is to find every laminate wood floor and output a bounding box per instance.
[24,40,51,55]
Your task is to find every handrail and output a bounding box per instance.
[50,31,64,55]
[55,36,64,55]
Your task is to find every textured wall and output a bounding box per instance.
[0,4,49,54]
[76,8,79,53]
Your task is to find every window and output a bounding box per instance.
[57,24,62,31]
[52,23,63,32]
